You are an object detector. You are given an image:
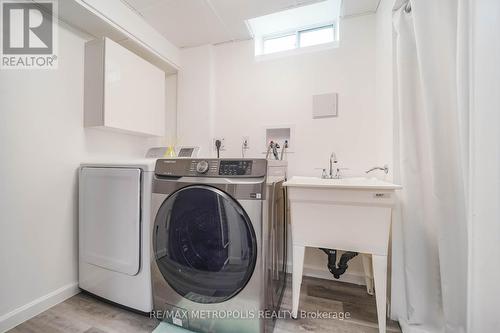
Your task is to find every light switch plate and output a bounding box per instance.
[312,93,338,118]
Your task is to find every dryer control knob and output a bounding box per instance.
[196,160,209,174]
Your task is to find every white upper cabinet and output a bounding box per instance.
[84,37,166,137]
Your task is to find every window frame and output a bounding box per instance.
[260,23,336,56]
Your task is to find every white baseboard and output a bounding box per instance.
[0,282,80,333]
[287,264,367,286]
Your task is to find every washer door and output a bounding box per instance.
[153,185,257,304]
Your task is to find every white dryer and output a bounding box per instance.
[79,159,156,312]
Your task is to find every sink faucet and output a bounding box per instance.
[329,152,337,178]
[366,164,389,174]
[322,152,341,179]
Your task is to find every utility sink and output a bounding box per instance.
[283,176,401,333]
[284,176,402,190]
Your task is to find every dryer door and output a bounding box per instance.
[80,167,141,276]
[153,185,257,304]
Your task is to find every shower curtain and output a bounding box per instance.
[391,1,469,333]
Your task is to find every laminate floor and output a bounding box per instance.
[9,276,401,333]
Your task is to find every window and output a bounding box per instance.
[299,25,335,48]
[261,24,335,56]
[263,34,296,54]
[247,0,341,56]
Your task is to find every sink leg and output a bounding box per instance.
[292,245,305,319]
[361,254,374,295]
[372,254,387,333]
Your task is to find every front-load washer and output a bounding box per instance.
[79,159,156,312]
[151,158,281,333]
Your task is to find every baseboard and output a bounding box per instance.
[0,282,80,333]
[287,264,367,286]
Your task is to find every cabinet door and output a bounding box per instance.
[104,38,165,136]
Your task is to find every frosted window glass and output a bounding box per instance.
[299,26,334,47]
[263,34,296,54]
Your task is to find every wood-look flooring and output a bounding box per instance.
[9,276,401,333]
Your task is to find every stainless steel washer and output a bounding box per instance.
[151,158,284,333]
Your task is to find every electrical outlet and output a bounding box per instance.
[212,137,226,151]
[242,136,250,150]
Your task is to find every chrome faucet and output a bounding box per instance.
[366,164,389,174]
[329,152,337,178]
[321,152,341,179]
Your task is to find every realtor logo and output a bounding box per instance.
[1,0,58,69]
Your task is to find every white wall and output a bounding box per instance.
[165,74,178,145]
[468,0,500,331]
[374,0,395,171]
[213,15,381,177]
[178,14,392,282]
[0,23,164,331]
[177,45,215,156]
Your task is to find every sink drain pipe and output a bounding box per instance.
[320,249,359,279]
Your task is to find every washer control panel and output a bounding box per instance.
[155,159,266,178]
[219,160,252,176]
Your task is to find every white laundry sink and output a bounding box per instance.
[284,176,402,190]
[283,176,401,333]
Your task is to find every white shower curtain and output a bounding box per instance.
[391,1,469,333]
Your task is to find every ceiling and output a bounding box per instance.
[122,0,381,48]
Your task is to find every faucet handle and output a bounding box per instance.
[322,169,328,179]
[314,168,329,178]
[333,167,348,179]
